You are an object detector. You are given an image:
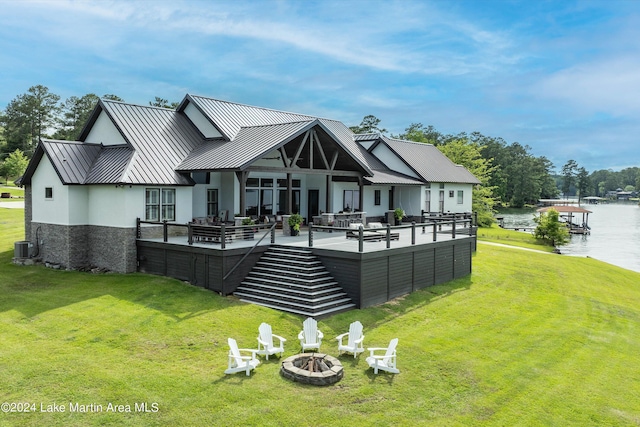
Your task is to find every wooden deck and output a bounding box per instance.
[136,221,477,310]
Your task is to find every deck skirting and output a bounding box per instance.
[136,236,475,309]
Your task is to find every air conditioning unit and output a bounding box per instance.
[14,241,30,258]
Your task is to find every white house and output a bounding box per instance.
[20,94,480,273]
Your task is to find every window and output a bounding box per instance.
[374,189,381,206]
[145,188,176,221]
[244,178,275,216]
[45,187,53,200]
[277,178,301,188]
[457,190,464,204]
[161,189,176,221]
[449,190,454,198]
[343,190,360,211]
[425,189,431,213]
[207,189,218,216]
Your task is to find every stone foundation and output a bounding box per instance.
[29,222,137,273]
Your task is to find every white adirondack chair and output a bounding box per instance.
[298,317,324,351]
[336,320,365,358]
[256,322,286,359]
[365,338,399,374]
[224,338,260,376]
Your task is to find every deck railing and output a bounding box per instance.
[309,217,475,252]
[136,216,476,253]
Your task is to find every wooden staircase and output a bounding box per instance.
[234,245,355,317]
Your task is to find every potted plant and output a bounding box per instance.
[288,213,303,236]
[394,208,405,225]
[241,217,255,239]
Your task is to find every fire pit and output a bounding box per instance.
[280,353,343,386]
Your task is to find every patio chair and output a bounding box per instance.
[224,338,260,376]
[365,338,399,374]
[298,317,324,352]
[256,322,286,360]
[336,320,365,358]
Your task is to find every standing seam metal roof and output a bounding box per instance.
[30,95,480,188]
[40,140,102,184]
[177,121,315,171]
[378,136,481,184]
[99,101,203,185]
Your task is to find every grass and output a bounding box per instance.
[0,184,25,200]
[476,224,555,252]
[1,208,640,426]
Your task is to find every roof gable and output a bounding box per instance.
[83,100,201,185]
[372,136,481,184]
[182,95,315,141]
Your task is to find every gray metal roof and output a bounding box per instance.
[185,95,316,140]
[85,146,134,184]
[376,136,481,184]
[178,95,375,175]
[177,121,314,171]
[96,100,202,185]
[364,169,425,185]
[353,133,379,142]
[24,95,479,189]
[39,140,102,184]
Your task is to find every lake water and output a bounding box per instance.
[497,203,640,273]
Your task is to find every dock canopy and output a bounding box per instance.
[537,205,592,234]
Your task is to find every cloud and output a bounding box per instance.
[17,0,518,77]
[534,56,640,116]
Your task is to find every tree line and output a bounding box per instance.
[350,116,639,226]
[0,85,177,156]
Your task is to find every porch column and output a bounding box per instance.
[287,172,293,214]
[236,171,248,216]
[358,177,364,213]
[326,174,333,213]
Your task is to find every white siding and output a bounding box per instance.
[84,111,127,145]
[441,183,473,213]
[362,185,391,218]
[31,155,70,225]
[358,140,376,150]
[192,172,222,218]
[371,144,420,179]
[184,102,223,138]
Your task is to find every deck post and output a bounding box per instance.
[386,224,391,248]
[433,223,437,242]
[221,224,226,250]
[136,217,141,238]
[271,226,276,244]
[188,223,193,245]
[358,225,364,253]
[309,225,314,248]
[452,218,456,239]
[163,220,168,242]
[411,221,416,245]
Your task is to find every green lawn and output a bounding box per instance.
[1,208,640,426]
[0,185,25,201]
[476,224,555,252]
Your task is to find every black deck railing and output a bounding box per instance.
[136,214,476,254]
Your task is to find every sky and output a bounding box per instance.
[1,0,639,173]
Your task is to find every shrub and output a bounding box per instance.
[533,208,570,247]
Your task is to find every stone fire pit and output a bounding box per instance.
[280,353,343,386]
